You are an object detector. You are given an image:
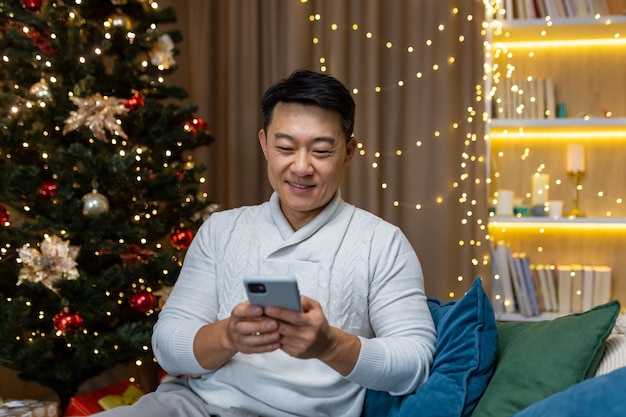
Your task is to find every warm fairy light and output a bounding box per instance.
[305,3,489,296]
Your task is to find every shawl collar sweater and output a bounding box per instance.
[153,191,435,417]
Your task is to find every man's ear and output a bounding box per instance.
[258,129,268,159]
[344,135,357,166]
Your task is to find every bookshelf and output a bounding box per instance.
[483,3,626,320]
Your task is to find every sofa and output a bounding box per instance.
[362,277,626,417]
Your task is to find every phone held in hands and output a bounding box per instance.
[244,276,302,312]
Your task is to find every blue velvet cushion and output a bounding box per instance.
[362,276,498,417]
[511,366,626,417]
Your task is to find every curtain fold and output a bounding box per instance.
[164,0,489,300]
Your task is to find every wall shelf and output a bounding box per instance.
[484,6,626,319]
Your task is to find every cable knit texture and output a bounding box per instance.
[152,192,436,417]
[595,313,626,376]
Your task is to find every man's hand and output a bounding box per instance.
[193,301,281,370]
[263,295,361,376]
[195,297,360,375]
[227,301,282,354]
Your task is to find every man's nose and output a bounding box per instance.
[291,150,314,176]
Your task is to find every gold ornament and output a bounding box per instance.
[63,93,129,141]
[105,10,133,31]
[82,189,110,217]
[17,235,80,292]
[29,78,53,103]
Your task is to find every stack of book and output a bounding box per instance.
[501,0,626,20]
[493,77,556,120]
[490,241,613,317]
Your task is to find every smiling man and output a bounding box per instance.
[94,70,436,417]
[258,100,355,231]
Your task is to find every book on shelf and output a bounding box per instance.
[490,241,517,314]
[555,264,613,315]
[493,78,556,120]
[501,0,622,19]
[569,264,584,313]
[504,0,516,19]
[491,246,613,318]
[490,242,541,317]
[514,253,542,316]
[565,0,592,17]
[582,265,595,312]
[593,265,613,307]
[544,78,556,119]
[543,265,559,312]
[533,0,548,18]
[507,249,533,316]
[535,264,557,312]
[514,0,529,18]
[590,0,611,15]
[530,264,546,311]
[557,265,573,314]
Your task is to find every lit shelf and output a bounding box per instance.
[489,216,626,224]
[488,217,626,232]
[488,117,626,141]
[492,16,626,43]
[491,117,626,128]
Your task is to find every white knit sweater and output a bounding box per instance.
[153,192,436,417]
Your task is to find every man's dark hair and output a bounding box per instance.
[260,70,355,142]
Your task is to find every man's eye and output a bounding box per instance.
[313,150,332,156]
[276,146,294,152]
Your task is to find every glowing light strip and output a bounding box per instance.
[493,37,626,48]
[489,219,626,231]
[489,130,626,140]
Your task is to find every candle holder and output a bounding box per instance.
[567,170,585,218]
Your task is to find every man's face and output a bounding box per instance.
[258,102,356,230]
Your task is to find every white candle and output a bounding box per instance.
[566,145,585,173]
[531,173,550,206]
[496,189,514,217]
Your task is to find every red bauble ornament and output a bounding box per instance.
[40,178,58,198]
[21,0,43,11]
[53,308,83,333]
[129,290,155,313]
[124,92,145,110]
[183,116,210,136]
[0,205,9,225]
[170,226,193,250]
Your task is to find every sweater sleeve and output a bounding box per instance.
[346,224,436,395]
[151,217,219,376]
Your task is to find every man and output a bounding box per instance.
[96,70,436,417]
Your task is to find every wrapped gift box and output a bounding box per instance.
[63,381,143,416]
[0,399,58,417]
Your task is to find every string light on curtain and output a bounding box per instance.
[300,1,487,298]
[304,4,480,212]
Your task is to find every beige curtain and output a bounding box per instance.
[166,0,489,300]
[0,0,490,401]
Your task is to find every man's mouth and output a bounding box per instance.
[288,181,314,189]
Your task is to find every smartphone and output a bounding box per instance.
[244,276,302,312]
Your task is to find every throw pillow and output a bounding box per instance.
[511,366,626,417]
[362,276,497,417]
[472,300,620,417]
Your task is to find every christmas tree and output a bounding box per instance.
[0,0,215,408]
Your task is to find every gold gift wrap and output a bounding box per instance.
[96,384,143,410]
